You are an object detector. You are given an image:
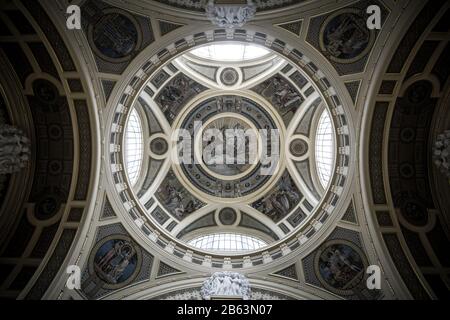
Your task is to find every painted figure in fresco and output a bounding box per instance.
[272,76,302,115]
[97,240,123,270]
[258,174,301,221]
[157,74,208,123]
[318,243,364,289]
[159,76,190,107]
[184,199,202,214]
[94,240,137,284]
[253,76,302,123]
[324,13,370,60]
[164,184,185,217]
[203,119,252,176]
[158,173,204,219]
[93,13,138,59]
[111,251,132,282]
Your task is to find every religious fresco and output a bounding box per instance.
[92,13,139,60]
[202,116,253,177]
[315,241,366,293]
[320,9,375,63]
[176,95,277,199]
[155,73,207,124]
[93,238,139,285]
[251,75,303,125]
[251,172,302,222]
[156,170,205,220]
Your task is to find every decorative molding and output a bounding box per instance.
[158,20,184,36]
[157,261,182,278]
[272,264,298,280]
[342,201,358,225]
[275,20,302,37]
[344,81,361,105]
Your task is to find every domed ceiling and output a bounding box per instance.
[0,0,448,302]
[119,42,338,254]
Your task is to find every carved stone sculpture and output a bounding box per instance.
[201,272,251,300]
[433,130,450,178]
[205,0,256,29]
[0,124,30,175]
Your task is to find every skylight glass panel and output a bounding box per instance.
[188,233,267,252]
[125,108,143,186]
[315,110,335,188]
[190,43,270,62]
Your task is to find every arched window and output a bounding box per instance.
[189,233,267,252]
[190,43,271,62]
[124,108,143,186]
[315,110,334,188]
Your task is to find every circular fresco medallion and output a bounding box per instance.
[320,8,376,64]
[219,208,238,225]
[314,240,367,295]
[173,94,284,201]
[90,235,141,289]
[90,11,140,62]
[220,68,240,86]
[150,137,169,156]
[290,139,309,157]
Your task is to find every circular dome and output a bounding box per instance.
[108,36,352,268]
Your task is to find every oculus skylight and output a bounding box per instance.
[188,233,267,252]
[190,43,271,62]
